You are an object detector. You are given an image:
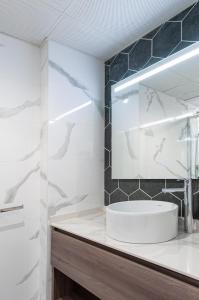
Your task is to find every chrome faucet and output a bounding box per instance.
[162,117,196,234]
[162,179,193,233]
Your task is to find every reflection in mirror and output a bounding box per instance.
[112,43,199,179]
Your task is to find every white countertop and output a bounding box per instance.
[51,209,199,281]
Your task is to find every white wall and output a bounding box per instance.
[0,34,41,300]
[0,35,104,300]
[40,41,49,300]
[48,41,104,215]
[41,40,104,299]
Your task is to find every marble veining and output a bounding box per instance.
[124,131,137,160]
[51,209,199,281]
[153,137,166,161]
[20,121,48,162]
[29,229,40,240]
[152,137,183,178]
[143,128,154,136]
[20,144,40,162]
[0,221,24,232]
[145,87,166,116]
[49,194,88,216]
[29,291,39,300]
[179,123,188,140]
[155,158,183,179]
[176,159,189,172]
[40,198,47,209]
[0,98,41,119]
[40,171,68,199]
[39,40,104,299]
[112,82,196,179]
[4,165,40,204]
[39,40,104,300]
[0,33,41,300]
[49,60,103,117]
[17,260,39,285]
[51,122,75,160]
[49,60,88,92]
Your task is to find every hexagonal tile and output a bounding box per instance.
[144,26,162,39]
[105,167,118,194]
[143,56,161,68]
[109,150,112,167]
[105,124,111,150]
[193,193,199,219]
[129,189,151,200]
[140,179,165,197]
[106,55,116,66]
[192,179,199,194]
[166,179,184,188]
[109,53,128,82]
[121,69,136,80]
[110,189,128,204]
[119,179,139,195]
[153,193,182,216]
[129,39,151,70]
[104,191,110,206]
[151,192,164,201]
[105,149,110,169]
[171,4,195,21]
[105,106,110,127]
[153,21,181,58]
[121,42,137,54]
[165,179,184,200]
[105,80,116,107]
[182,2,199,41]
[173,192,184,200]
[170,41,194,55]
[105,64,110,85]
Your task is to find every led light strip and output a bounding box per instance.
[125,111,199,132]
[115,47,199,93]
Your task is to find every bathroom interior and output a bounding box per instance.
[1,0,199,299]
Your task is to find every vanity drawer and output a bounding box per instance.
[51,230,199,300]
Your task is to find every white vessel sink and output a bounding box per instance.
[106,200,178,244]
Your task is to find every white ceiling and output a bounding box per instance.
[0,0,196,60]
[143,56,199,101]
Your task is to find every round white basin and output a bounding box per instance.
[106,200,178,244]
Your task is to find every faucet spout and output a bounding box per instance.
[162,179,194,233]
[162,188,184,193]
[184,179,194,233]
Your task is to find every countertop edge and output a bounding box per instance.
[52,225,199,288]
[50,209,199,284]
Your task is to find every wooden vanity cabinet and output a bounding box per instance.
[51,229,199,300]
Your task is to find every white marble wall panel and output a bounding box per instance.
[0,34,40,300]
[0,34,104,300]
[48,41,104,216]
[40,41,49,300]
[39,40,104,300]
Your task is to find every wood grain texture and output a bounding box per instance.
[53,267,100,300]
[54,228,199,287]
[53,268,73,299]
[52,229,199,300]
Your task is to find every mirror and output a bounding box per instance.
[112,43,199,179]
